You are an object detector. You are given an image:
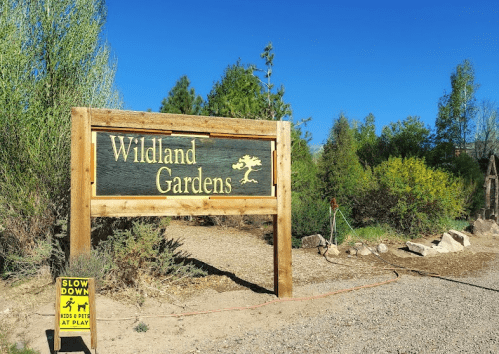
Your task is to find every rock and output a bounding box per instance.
[377,243,388,253]
[431,244,450,253]
[301,234,326,248]
[438,232,464,252]
[357,245,371,256]
[326,245,340,256]
[318,245,339,257]
[473,218,499,237]
[406,241,437,256]
[348,247,357,256]
[448,229,471,247]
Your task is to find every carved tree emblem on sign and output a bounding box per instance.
[232,155,262,184]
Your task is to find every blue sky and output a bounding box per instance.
[104,0,499,147]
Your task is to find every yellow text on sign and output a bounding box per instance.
[59,277,90,331]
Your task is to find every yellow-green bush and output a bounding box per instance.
[353,157,466,235]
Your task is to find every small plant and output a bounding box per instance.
[59,250,111,290]
[0,334,40,354]
[134,322,149,333]
[157,216,171,229]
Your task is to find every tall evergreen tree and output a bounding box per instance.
[436,59,478,149]
[205,43,291,120]
[257,42,291,121]
[355,113,381,167]
[159,75,204,115]
[204,61,266,119]
[318,113,366,205]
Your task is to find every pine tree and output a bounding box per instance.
[159,75,204,115]
[318,113,366,205]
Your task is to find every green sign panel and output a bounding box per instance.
[95,132,273,196]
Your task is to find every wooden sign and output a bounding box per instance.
[71,108,292,298]
[55,277,97,351]
[95,132,273,196]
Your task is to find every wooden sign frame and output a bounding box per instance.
[54,277,97,351]
[70,108,292,297]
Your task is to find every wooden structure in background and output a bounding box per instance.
[70,108,292,297]
[483,154,499,220]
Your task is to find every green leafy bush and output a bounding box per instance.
[353,157,466,235]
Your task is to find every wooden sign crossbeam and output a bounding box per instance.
[70,107,292,298]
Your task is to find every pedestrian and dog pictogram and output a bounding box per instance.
[55,277,97,351]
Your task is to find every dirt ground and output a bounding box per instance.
[1,220,498,353]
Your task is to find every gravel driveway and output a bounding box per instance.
[186,256,499,354]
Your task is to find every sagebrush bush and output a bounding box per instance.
[98,221,206,289]
[353,157,466,235]
[59,251,111,290]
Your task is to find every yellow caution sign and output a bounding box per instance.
[58,277,91,331]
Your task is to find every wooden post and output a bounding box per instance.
[274,121,292,298]
[89,278,97,349]
[70,108,92,260]
[54,278,61,352]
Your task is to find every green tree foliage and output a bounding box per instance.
[205,43,291,120]
[256,42,291,121]
[159,75,204,115]
[290,125,329,237]
[436,59,478,149]
[204,61,266,119]
[318,113,368,206]
[0,0,121,277]
[379,116,431,159]
[440,153,484,217]
[355,113,382,167]
[353,157,467,235]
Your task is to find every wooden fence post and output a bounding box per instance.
[274,121,292,298]
[70,107,92,260]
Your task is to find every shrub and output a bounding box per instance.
[353,157,466,235]
[98,221,206,289]
[291,194,329,238]
[59,251,112,291]
[133,322,149,333]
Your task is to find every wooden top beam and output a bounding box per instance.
[84,108,278,137]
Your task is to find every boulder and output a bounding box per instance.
[377,243,388,253]
[301,234,326,248]
[448,229,471,247]
[327,244,340,256]
[327,245,339,257]
[357,245,371,256]
[473,219,499,237]
[348,247,357,256]
[438,232,464,252]
[406,241,437,256]
[431,244,450,253]
[319,245,339,257]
